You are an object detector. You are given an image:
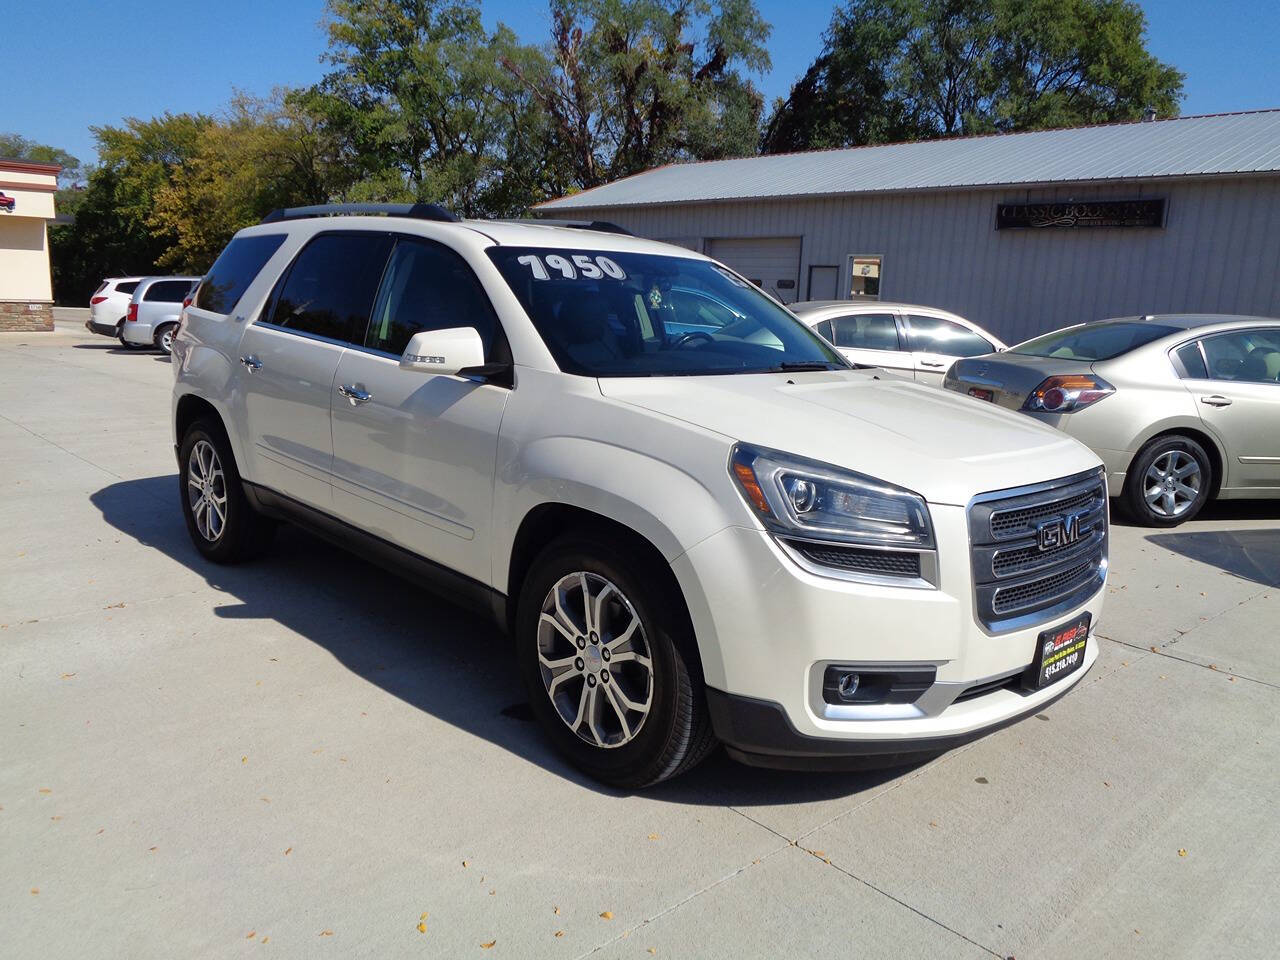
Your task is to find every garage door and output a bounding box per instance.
[706,237,802,304]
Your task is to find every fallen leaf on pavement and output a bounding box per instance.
[553,906,560,915]
[319,930,333,936]
[246,932,256,939]
[416,923,426,934]
[38,788,51,794]
[600,911,613,920]
[60,673,76,679]
[30,888,38,895]
[554,930,565,938]
[648,833,659,840]
[462,860,470,868]
[284,848,292,855]
[1178,848,1188,857]
[481,939,496,949]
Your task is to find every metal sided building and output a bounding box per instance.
[536,110,1280,345]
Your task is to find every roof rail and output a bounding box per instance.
[260,203,459,224]
[505,218,634,237]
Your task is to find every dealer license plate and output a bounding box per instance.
[1027,613,1090,690]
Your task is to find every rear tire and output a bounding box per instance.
[516,534,716,788]
[1123,435,1212,527]
[154,323,177,355]
[178,418,275,562]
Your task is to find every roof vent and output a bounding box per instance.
[1142,106,1157,122]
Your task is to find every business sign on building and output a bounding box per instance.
[996,198,1166,230]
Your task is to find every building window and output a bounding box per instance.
[847,255,882,299]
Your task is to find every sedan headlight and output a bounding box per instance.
[729,445,936,587]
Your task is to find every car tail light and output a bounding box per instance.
[1022,375,1114,413]
[91,295,108,304]
[127,303,138,322]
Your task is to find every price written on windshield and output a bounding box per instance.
[516,253,627,281]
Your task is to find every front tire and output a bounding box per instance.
[1123,435,1212,527]
[516,535,716,788]
[178,419,275,562]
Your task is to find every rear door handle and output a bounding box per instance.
[239,354,262,372]
[338,384,372,405]
[1200,395,1232,407]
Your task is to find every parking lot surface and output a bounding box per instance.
[3,314,1278,959]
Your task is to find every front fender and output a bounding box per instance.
[492,434,741,593]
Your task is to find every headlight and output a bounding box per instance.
[1022,375,1114,413]
[729,444,935,550]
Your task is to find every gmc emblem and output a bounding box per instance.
[1037,511,1085,551]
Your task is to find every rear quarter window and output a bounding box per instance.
[116,281,139,295]
[196,234,288,314]
[144,280,196,302]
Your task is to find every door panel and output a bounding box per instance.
[236,324,345,509]
[1191,330,1280,490]
[329,350,509,582]
[826,312,914,376]
[904,314,996,387]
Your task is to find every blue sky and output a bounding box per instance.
[8,0,1279,168]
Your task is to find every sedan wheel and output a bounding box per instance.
[1142,449,1201,519]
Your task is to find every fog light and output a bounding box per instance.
[837,672,861,700]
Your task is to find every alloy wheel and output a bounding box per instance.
[536,571,654,748]
[1143,449,1201,518]
[187,439,228,541]
[160,327,174,353]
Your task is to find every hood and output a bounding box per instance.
[945,353,1096,411]
[599,371,1100,506]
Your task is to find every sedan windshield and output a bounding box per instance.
[1011,321,1182,362]
[488,247,846,376]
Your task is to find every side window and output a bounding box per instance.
[830,313,900,350]
[268,232,394,343]
[144,280,194,302]
[1173,342,1208,379]
[1201,330,1280,383]
[906,314,993,358]
[814,319,834,340]
[366,238,498,357]
[196,234,286,314]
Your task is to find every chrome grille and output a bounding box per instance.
[969,469,1108,631]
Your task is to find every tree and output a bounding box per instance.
[506,0,773,192]
[48,114,207,304]
[151,92,337,272]
[301,0,545,216]
[762,0,1183,153]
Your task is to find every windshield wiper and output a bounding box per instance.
[774,362,842,372]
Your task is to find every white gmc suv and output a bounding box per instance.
[172,204,1107,788]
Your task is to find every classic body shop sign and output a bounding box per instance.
[996,198,1166,230]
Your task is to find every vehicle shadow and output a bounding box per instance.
[90,474,914,805]
[1145,526,1280,588]
[72,342,145,354]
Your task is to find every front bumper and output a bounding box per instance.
[671,506,1105,760]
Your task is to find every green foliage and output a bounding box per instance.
[763,0,1184,153]
[301,0,546,215]
[507,0,772,191]
[152,93,338,272]
[49,114,207,304]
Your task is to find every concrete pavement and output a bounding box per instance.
[2,316,1277,958]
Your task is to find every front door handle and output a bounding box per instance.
[919,360,947,368]
[239,354,262,372]
[338,384,372,405]
[1200,395,1232,407]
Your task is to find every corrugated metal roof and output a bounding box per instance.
[539,110,1280,210]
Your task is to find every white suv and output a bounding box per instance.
[172,204,1108,788]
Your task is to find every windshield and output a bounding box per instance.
[487,247,846,376]
[1011,321,1182,361]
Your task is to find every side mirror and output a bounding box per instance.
[400,327,485,376]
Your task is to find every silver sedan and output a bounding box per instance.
[944,315,1280,526]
